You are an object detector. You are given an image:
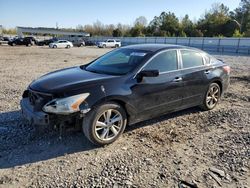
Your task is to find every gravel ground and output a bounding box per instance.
[0,46,249,188]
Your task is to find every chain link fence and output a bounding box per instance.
[90,37,250,54]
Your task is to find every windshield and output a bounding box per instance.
[85,48,150,75]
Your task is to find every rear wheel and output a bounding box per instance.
[82,102,127,146]
[53,45,57,48]
[200,83,221,110]
[66,45,70,48]
[115,44,119,48]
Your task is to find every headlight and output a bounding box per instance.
[42,93,89,115]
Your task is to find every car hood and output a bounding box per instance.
[29,66,117,94]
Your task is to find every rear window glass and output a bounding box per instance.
[181,50,204,68]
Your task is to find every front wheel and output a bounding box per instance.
[53,45,57,48]
[200,83,221,110]
[82,102,127,146]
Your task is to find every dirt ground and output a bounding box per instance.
[0,46,249,188]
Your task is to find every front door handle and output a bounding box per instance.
[204,70,211,74]
[173,77,182,82]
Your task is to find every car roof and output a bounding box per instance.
[122,44,202,52]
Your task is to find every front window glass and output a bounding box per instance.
[85,48,150,75]
[144,50,178,72]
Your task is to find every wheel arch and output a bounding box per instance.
[210,79,223,95]
[89,96,136,122]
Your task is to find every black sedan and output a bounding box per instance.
[21,44,230,145]
[8,37,37,46]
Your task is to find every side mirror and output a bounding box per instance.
[136,70,159,82]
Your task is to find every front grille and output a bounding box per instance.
[28,90,53,111]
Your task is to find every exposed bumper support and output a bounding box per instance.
[20,98,50,126]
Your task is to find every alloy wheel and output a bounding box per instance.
[206,85,220,108]
[94,109,123,141]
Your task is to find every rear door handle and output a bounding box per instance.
[173,77,182,82]
[204,70,211,74]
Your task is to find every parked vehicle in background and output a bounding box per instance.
[72,40,86,47]
[0,36,8,45]
[97,39,121,48]
[20,44,230,146]
[49,40,73,48]
[37,38,58,46]
[73,39,96,47]
[8,37,37,46]
[84,39,96,46]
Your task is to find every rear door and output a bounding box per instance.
[179,49,210,107]
[131,50,183,118]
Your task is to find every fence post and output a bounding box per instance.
[155,37,157,43]
[217,38,221,52]
[145,37,147,43]
[236,38,240,53]
[201,38,205,50]
[175,37,178,44]
[188,37,191,46]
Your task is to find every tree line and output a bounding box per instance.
[3,0,250,37]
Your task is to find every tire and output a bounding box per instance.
[12,43,16,46]
[66,45,70,48]
[115,44,119,48]
[53,45,57,48]
[200,83,221,110]
[82,102,127,146]
[103,44,106,48]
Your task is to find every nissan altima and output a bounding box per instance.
[21,44,230,145]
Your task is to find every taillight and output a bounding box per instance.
[223,65,231,74]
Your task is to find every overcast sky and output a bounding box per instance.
[0,0,241,28]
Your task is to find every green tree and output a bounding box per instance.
[233,29,244,37]
[231,0,250,33]
[112,28,122,37]
[148,11,180,36]
[197,3,232,37]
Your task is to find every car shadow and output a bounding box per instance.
[0,107,201,169]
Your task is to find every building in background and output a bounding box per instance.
[17,26,90,41]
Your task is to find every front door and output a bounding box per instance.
[130,50,183,119]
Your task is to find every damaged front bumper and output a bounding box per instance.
[20,97,91,126]
[21,98,51,126]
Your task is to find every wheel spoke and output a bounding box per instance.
[213,88,219,95]
[113,124,121,130]
[95,121,107,131]
[100,128,109,139]
[111,116,122,124]
[96,121,106,127]
[104,109,112,122]
[213,96,218,102]
[206,96,212,102]
[110,126,118,135]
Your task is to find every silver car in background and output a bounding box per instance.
[49,40,73,48]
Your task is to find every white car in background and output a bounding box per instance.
[97,39,121,48]
[49,40,73,48]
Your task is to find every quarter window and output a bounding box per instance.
[144,50,178,72]
[181,50,204,68]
